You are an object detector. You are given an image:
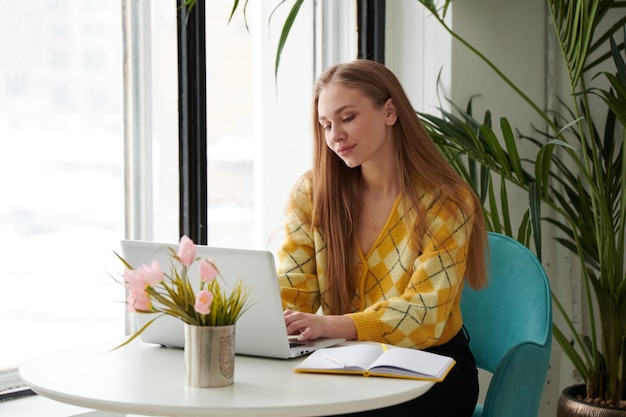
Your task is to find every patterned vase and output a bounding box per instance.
[184,323,236,387]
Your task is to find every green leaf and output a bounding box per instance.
[500,118,524,182]
[271,0,305,80]
[528,182,542,260]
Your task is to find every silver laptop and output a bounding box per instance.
[119,239,344,359]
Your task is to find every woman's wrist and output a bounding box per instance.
[323,315,357,340]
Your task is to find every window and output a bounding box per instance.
[0,2,125,381]
[144,1,316,249]
[0,0,316,395]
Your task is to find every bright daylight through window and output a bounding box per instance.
[0,0,314,397]
[0,1,126,393]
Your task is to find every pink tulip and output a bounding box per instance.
[178,235,197,267]
[124,269,147,295]
[199,259,218,282]
[140,261,164,286]
[127,292,152,312]
[194,290,213,315]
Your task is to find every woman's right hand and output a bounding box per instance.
[283,309,357,341]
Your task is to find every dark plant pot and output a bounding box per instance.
[557,384,626,417]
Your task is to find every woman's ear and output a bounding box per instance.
[384,98,398,126]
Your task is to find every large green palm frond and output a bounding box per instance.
[547,0,601,86]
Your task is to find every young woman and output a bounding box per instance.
[277,59,488,416]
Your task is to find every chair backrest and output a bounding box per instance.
[461,232,552,417]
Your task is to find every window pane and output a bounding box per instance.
[0,0,315,381]
[0,2,125,372]
[150,2,179,242]
[205,1,255,248]
[150,2,314,249]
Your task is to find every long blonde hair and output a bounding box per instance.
[310,60,487,314]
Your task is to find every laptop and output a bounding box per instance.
[119,239,344,359]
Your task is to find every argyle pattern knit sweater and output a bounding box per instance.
[277,175,475,349]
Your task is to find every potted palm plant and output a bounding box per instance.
[417,0,626,412]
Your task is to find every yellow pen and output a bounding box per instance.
[381,343,387,352]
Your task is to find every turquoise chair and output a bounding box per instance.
[461,232,552,417]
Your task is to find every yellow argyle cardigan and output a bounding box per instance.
[277,175,475,349]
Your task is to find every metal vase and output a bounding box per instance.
[184,323,236,388]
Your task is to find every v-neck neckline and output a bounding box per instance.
[357,194,403,259]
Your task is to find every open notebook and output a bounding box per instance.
[119,240,344,359]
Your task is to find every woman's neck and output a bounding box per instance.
[360,161,400,200]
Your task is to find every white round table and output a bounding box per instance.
[19,339,433,416]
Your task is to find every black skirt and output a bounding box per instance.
[328,327,479,417]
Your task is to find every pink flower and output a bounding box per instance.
[194,290,213,315]
[139,261,164,286]
[126,291,153,312]
[124,269,147,295]
[178,235,197,267]
[200,259,218,282]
